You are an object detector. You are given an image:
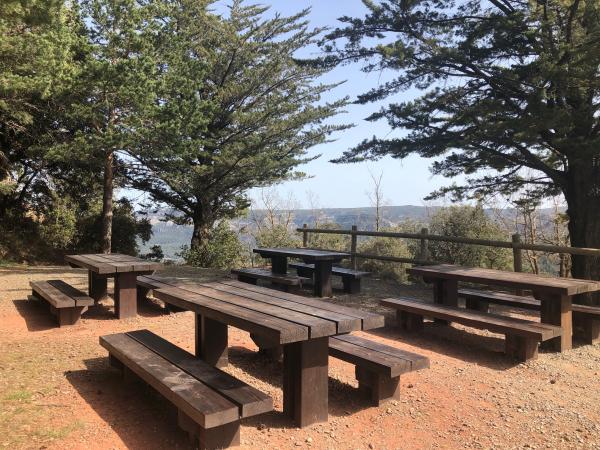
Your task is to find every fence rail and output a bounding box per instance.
[297,224,600,274]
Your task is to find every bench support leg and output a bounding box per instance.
[433,279,458,324]
[114,273,137,319]
[355,367,400,406]
[178,409,240,449]
[342,277,361,294]
[314,261,333,297]
[250,333,283,362]
[283,336,328,427]
[195,314,228,368]
[573,316,600,345]
[237,275,257,285]
[295,267,314,279]
[536,293,572,352]
[505,335,539,362]
[397,311,424,331]
[56,306,87,327]
[465,298,489,313]
[89,271,108,303]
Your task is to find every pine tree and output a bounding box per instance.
[320,1,600,290]
[128,1,349,252]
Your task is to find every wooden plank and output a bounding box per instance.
[81,254,135,273]
[290,263,370,278]
[64,254,114,274]
[459,289,541,310]
[408,264,600,296]
[380,297,562,340]
[169,283,336,339]
[333,334,429,372]
[329,338,410,378]
[126,330,272,418]
[99,333,239,428]
[136,275,171,290]
[31,281,76,308]
[46,280,95,307]
[203,281,360,334]
[573,304,600,317]
[153,287,308,344]
[254,247,349,261]
[231,268,306,286]
[220,280,385,330]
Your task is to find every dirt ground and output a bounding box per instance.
[1,264,599,450]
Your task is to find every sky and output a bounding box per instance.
[231,0,456,210]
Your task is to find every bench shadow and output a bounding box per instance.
[12,298,57,331]
[65,357,193,450]
[364,320,523,371]
[227,345,385,425]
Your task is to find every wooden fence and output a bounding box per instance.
[298,224,600,277]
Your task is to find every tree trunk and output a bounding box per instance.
[190,215,213,252]
[101,151,114,254]
[564,159,600,305]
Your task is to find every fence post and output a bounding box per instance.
[512,233,523,295]
[302,223,308,248]
[419,228,429,263]
[351,225,358,270]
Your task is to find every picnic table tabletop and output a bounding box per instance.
[408,264,600,296]
[65,253,162,274]
[253,247,350,261]
[150,276,384,427]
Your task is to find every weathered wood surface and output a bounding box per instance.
[230,268,308,286]
[30,280,94,308]
[65,253,162,274]
[408,264,600,296]
[126,329,272,418]
[254,247,350,261]
[381,297,562,341]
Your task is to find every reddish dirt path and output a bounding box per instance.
[1,265,599,449]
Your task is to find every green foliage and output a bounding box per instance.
[428,206,512,270]
[180,221,248,270]
[254,224,301,250]
[357,228,413,282]
[39,194,77,250]
[141,245,164,262]
[128,2,349,249]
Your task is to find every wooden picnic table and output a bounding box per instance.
[253,247,350,297]
[407,264,600,352]
[65,253,162,319]
[150,277,384,428]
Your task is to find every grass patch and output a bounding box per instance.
[4,390,33,402]
[35,420,86,440]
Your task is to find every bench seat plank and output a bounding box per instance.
[231,268,308,286]
[381,297,562,341]
[30,280,94,327]
[126,330,272,418]
[100,333,239,429]
[290,262,370,279]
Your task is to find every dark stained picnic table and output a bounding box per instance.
[408,264,600,352]
[65,253,162,319]
[150,277,384,428]
[253,247,350,297]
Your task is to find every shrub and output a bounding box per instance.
[357,230,414,282]
[306,222,349,251]
[181,221,248,269]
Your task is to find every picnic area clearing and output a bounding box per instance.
[1,264,600,449]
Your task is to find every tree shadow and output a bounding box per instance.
[65,357,193,450]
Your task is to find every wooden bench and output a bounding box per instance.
[231,267,309,291]
[100,329,272,449]
[459,288,600,345]
[29,280,94,327]
[380,297,562,362]
[329,334,429,405]
[289,262,370,294]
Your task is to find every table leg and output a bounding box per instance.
[535,292,572,352]
[88,271,107,303]
[314,261,333,297]
[114,272,137,319]
[283,336,329,427]
[432,279,458,324]
[271,256,288,274]
[195,313,228,368]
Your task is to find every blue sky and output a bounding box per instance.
[231,0,455,209]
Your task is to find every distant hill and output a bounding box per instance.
[139,204,559,260]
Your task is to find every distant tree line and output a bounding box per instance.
[0,0,347,262]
